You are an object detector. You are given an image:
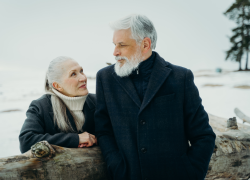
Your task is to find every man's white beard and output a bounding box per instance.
[114,50,143,77]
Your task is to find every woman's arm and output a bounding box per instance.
[19,99,79,153]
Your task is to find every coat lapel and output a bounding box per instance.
[139,54,172,113]
[112,71,141,108]
[82,94,95,123]
[84,94,95,112]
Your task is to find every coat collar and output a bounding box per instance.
[112,71,142,108]
[112,52,172,110]
[139,52,172,113]
[47,94,95,132]
[84,94,95,110]
[47,93,95,112]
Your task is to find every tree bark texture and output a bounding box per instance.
[206,114,250,180]
[239,59,242,71]
[0,145,108,180]
[0,114,250,180]
[246,51,249,70]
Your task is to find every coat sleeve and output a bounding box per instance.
[94,71,128,180]
[19,99,79,153]
[183,69,216,180]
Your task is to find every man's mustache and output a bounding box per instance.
[115,56,129,62]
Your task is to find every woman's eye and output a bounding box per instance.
[71,72,76,76]
[80,69,83,73]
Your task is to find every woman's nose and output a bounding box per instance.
[79,74,87,82]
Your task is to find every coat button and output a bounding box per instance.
[140,120,146,125]
[141,148,147,153]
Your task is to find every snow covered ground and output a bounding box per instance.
[0,69,249,158]
[193,70,250,122]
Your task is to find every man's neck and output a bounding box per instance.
[142,50,152,61]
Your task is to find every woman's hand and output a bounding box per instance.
[78,132,97,148]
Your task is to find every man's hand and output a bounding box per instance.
[78,132,97,148]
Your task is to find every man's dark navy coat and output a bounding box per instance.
[94,52,216,180]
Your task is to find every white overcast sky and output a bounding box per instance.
[0,0,238,73]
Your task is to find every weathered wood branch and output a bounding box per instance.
[0,144,108,180]
[206,114,250,180]
[234,107,250,124]
[0,114,250,180]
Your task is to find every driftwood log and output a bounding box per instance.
[206,114,250,180]
[234,108,250,124]
[0,144,108,180]
[0,114,250,180]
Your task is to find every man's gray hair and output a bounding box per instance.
[110,14,157,49]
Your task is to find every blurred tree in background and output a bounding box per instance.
[224,0,250,71]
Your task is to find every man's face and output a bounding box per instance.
[113,29,140,67]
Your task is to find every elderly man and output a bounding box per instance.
[95,14,215,180]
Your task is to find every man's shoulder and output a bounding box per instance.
[155,52,189,76]
[97,64,114,76]
[168,62,189,74]
[168,63,190,81]
[164,61,190,80]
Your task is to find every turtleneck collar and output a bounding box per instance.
[130,51,156,77]
[52,88,88,111]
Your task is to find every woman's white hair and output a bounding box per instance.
[45,56,82,133]
[110,14,157,49]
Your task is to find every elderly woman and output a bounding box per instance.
[19,56,97,153]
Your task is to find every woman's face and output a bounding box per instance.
[53,60,88,97]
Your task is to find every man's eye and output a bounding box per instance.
[80,69,83,73]
[71,72,76,76]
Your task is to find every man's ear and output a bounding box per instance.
[52,82,63,92]
[142,37,151,53]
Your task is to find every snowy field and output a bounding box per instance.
[0,69,249,158]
